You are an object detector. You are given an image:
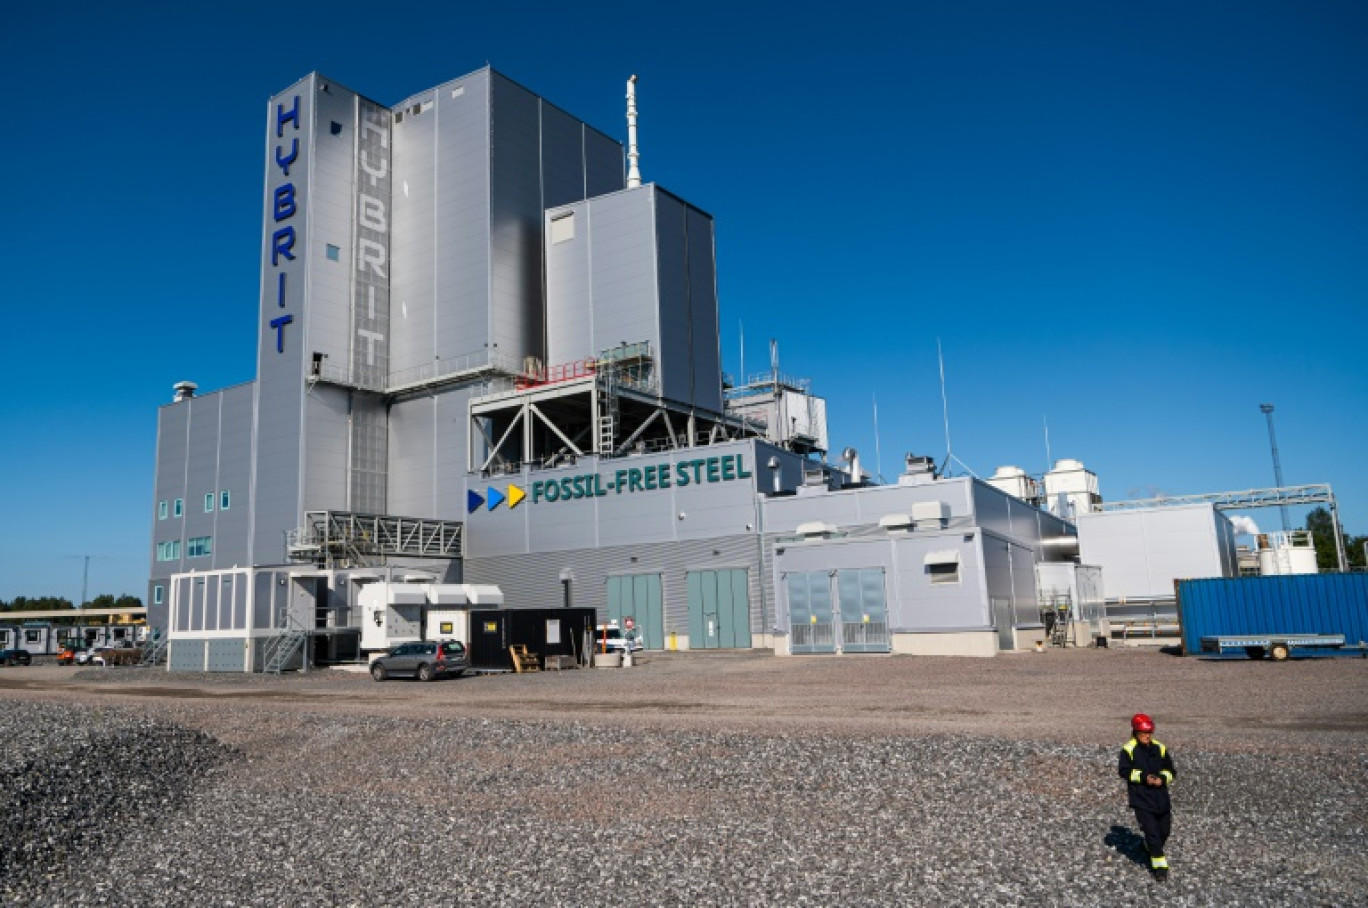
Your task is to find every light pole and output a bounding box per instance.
[1259,404,1290,532]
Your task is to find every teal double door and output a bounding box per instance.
[686,569,752,649]
[606,574,664,650]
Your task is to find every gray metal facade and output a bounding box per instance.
[1075,504,1237,600]
[545,185,722,413]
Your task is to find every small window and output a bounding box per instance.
[158,500,168,520]
[173,499,183,517]
[205,493,215,512]
[25,629,39,643]
[221,490,230,510]
[187,536,213,558]
[153,585,164,605]
[326,244,340,261]
[928,562,960,585]
[330,120,343,136]
[550,213,575,244]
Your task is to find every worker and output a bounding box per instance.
[1118,713,1177,881]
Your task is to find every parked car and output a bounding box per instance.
[57,646,81,665]
[0,648,33,666]
[370,641,468,682]
[595,623,644,654]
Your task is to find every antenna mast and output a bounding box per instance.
[937,339,978,479]
[873,394,884,483]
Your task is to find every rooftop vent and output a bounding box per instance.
[172,381,198,402]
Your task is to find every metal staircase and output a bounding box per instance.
[141,632,168,666]
[261,608,310,674]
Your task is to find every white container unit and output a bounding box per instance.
[359,582,506,653]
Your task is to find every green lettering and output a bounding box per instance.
[531,480,544,503]
[721,456,736,481]
[544,480,560,502]
[736,453,752,479]
[644,466,657,491]
[628,468,644,492]
[595,473,608,496]
[706,457,720,482]
[658,463,671,489]
[676,463,691,487]
[691,459,706,484]
[571,475,585,499]
[560,477,575,500]
[614,469,628,493]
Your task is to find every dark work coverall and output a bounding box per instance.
[1118,737,1177,871]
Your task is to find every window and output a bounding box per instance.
[187,536,213,558]
[156,541,183,562]
[221,490,230,510]
[173,499,183,517]
[330,120,343,136]
[158,500,168,520]
[153,585,164,605]
[25,629,39,643]
[205,493,215,513]
[550,213,575,244]
[924,551,961,585]
[326,244,340,261]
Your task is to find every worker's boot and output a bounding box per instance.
[1151,855,1169,882]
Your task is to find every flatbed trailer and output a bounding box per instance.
[1200,634,1346,662]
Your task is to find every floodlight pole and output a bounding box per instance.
[1259,404,1290,532]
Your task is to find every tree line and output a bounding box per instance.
[1304,507,1368,571]
[0,594,143,613]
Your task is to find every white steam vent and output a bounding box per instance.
[1229,516,1260,536]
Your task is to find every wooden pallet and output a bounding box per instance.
[509,645,541,673]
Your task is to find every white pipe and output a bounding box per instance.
[626,75,641,188]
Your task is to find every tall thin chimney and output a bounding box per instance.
[626,75,641,188]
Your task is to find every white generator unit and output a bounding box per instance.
[359,582,505,653]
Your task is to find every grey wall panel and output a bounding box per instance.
[545,201,593,365]
[306,85,363,363]
[1077,504,1231,599]
[541,104,586,210]
[252,77,313,565]
[150,400,189,581]
[763,478,977,534]
[207,639,247,672]
[489,73,545,364]
[390,88,440,375]
[168,639,205,672]
[686,205,723,413]
[387,396,436,517]
[433,70,493,365]
[303,386,352,511]
[589,189,657,359]
[468,533,765,640]
[584,128,625,199]
[654,191,692,406]
[212,384,255,570]
[432,387,475,517]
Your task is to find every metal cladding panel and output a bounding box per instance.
[686,205,722,412]
[541,104,586,210]
[489,74,546,363]
[432,386,476,516]
[763,478,974,535]
[1077,504,1233,599]
[545,200,592,366]
[466,442,763,557]
[589,188,658,359]
[151,400,189,579]
[390,86,442,374]
[387,395,436,517]
[168,639,206,672]
[467,533,765,639]
[1177,574,1368,654]
[211,384,255,570]
[584,128,625,199]
[430,71,492,365]
[306,84,365,362]
[654,190,692,406]
[254,77,314,564]
[303,386,351,510]
[775,534,989,632]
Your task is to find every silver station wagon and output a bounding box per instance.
[370,641,469,682]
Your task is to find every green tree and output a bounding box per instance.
[1303,507,1364,571]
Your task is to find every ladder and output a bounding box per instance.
[597,359,619,454]
[261,605,310,673]
[141,633,168,666]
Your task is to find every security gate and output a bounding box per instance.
[606,573,663,650]
[837,569,891,653]
[787,571,836,654]
[686,569,751,649]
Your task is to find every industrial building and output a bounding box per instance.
[147,66,1346,671]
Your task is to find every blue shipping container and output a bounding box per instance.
[1176,574,1368,655]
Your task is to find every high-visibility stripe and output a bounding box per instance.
[1123,739,1137,756]
[1152,856,1169,869]
[1130,769,1143,783]
[1161,770,1174,784]
[1156,740,1166,757]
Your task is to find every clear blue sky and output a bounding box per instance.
[3,1,1365,602]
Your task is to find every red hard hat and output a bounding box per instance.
[1131,713,1155,733]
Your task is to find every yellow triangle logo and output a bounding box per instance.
[506,484,526,508]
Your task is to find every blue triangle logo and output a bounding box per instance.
[467,489,485,513]
[487,486,506,511]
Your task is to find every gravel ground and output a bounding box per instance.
[0,649,1364,906]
